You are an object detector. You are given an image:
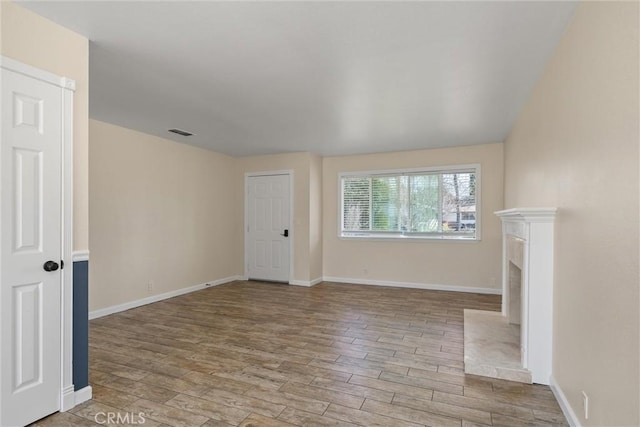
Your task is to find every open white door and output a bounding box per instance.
[246,174,291,283]
[1,66,64,425]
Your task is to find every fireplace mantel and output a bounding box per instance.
[463,207,556,385]
[494,207,557,221]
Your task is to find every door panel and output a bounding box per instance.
[1,68,62,426]
[13,281,43,392]
[13,148,44,253]
[247,175,290,282]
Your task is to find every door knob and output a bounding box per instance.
[43,260,59,272]
[280,229,289,237]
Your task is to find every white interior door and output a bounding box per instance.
[246,174,291,283]
[1,67,63,426]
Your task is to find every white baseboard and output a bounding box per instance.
[74,385,92,406]
[550,376,580,427]
[89,275,241,319]
[289,277,323,287]
[61,385,76,411]
[322,276,502,295]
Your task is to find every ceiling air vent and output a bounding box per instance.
[168,128,194,137]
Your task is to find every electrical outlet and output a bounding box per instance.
[582,391,589,420]
[147,282,153,293]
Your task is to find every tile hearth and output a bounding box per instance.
[463,309,532,383]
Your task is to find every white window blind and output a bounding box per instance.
[340,165,480,240]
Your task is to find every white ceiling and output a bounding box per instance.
[21,1,577,157]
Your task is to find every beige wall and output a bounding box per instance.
[89,120,239,311]
[309,155,323,281]
[504,2,639,425]
[90,137,501,300]
[1,1,89,251]
[322,143,504,290]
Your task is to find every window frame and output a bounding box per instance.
[338,163,482,242]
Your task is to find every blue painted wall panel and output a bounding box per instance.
[73,261,89,390]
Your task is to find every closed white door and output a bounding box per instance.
[246,174,291,282]
[1,68,63,426]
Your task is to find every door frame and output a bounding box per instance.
[244,170,294,284]
[0,56,76,412]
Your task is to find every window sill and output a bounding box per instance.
[339,234,481,243]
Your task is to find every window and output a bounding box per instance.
[340,164,480,240]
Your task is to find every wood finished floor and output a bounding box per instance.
[34,281,567,427]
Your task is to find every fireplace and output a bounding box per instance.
[508,261,522,324]
[506,233,525,325]
[463,208,556,384]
